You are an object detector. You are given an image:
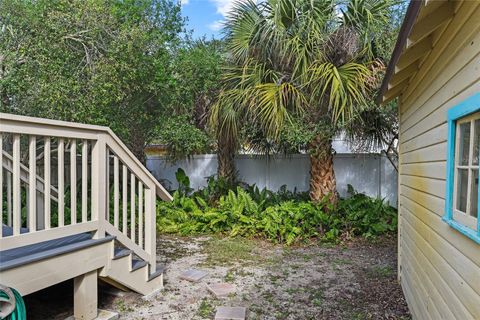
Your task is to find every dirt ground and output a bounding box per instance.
[25,234,410,320]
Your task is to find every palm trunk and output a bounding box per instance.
[309,135,338,205]
[217,137,236,183]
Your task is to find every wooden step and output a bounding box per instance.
[148,264,165,282]
[131,259,147,271]
[113,248,131,260]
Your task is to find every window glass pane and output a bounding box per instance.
[456,168,468,213]
[470,169,478,218]
[474,120,480,166]
[458,122,470,166]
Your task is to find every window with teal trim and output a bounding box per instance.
[444,93,480,244]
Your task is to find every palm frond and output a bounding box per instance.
[309,61,371,123]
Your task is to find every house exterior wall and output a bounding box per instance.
[397,4,480,319]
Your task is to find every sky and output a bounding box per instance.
[180,0,242,39]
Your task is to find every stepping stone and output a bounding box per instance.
[179,269,209,282]
[207,283,236,298]
[214,306,246,320]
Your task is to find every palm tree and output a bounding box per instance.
[210,0,395,203]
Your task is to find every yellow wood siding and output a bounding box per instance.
[398,2,480,319]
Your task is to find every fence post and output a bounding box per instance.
[91,135,107,238]
[144,183,157,272]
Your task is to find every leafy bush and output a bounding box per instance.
[334,185,397,238]
[157,182,397,245]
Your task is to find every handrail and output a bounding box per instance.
[104,133,171,201]
[104,222,150,262]
[0,112,172,201]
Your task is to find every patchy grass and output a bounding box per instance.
[197,298,215,318]
[200,236,272,267]
[367,265,395,278]
[25,234,410,320]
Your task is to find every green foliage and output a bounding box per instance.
[0,0,222,161]
[175,168,193,196]
[335,184,397,238]
[154,115,213,160]
[157,182,397,245]
[0,0,186,160]
[192,175,238,205]
[210,0,405,151]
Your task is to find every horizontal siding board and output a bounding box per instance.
[400,233,457,320]
[400,194,480,267]
[400,175,445,199]
[401,143,447,164]
[400,184,444,217]
[400,273,422,320]
[399,252,437,320]
[401,220,475,319]
[403,29,480,122]
[400,124,447,154]
[401,66,480,143]
[401,162,446,180]
[401,211,480,318]
[401,204,480,298]
[401,68,480,137]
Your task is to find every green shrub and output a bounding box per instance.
[157,182,397,245]
[333,185,397,238]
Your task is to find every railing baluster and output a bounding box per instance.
[58,138,65,227]
[7,171,12,227]
[82,140,88,223]
[122,164,128,235]
[138,181,143,248]
[44,138,51,229]
[114,155,119,228]
[0,135,3,237]
[71,139,77,224]
[106,148,110,222]
[130,173,136,243]
[29,136,37,231]
[12,134,21,235]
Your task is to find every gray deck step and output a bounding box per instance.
[0,235,115,272]
[148,264,166,282]
[131,259,147,271]
[113,248,132,260]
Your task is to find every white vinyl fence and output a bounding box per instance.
[146,153,398,207]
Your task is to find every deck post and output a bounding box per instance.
[91,135,107,238]
[73,270,98,320]
[144,184,157,272]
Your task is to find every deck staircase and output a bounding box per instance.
[0,113,172,319]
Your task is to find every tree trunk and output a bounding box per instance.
[217,137,236,183]
[309,135,338,205]
[128,132,147,165]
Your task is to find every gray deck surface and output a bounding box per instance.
[0,226,114,271]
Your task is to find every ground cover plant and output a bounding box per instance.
[156,171,397,245]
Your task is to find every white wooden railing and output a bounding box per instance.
[0,113,171,271]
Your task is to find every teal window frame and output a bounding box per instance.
[444,92,480,244]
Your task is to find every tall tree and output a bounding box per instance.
[153,39,223,160]
[0,0,185,162]
[211,0,399,202]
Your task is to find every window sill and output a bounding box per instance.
[443,217,480,244]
